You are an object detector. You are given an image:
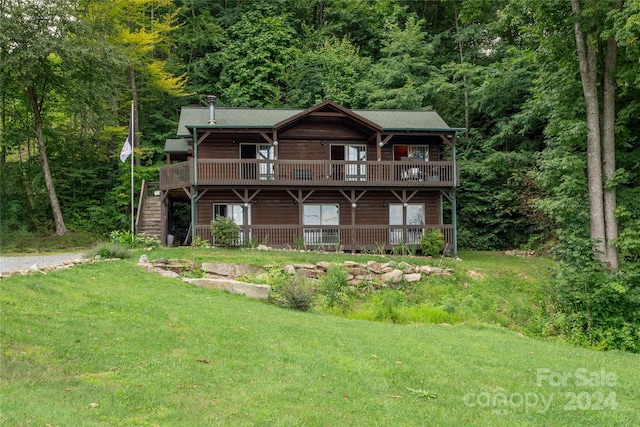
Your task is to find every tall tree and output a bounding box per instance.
[1,0,80,235]
[570,0,622,269]
[360,16,435,109]
[218,10,298,106]
[88,0,186,163]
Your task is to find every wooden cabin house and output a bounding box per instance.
[153,98,462,254]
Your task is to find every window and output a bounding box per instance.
[303,204,339,245]
[330,144,367,181]
[213,203,251,244]
[394,145,429,180]
[389,203,424,244]
[345,145,367,181]
[240,144,274,180]
[393,145,430,161]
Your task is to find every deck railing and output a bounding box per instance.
[160,159,457,190]
[193,224,454,253]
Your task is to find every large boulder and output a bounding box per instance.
[381,269,403,285]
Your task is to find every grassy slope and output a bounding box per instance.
[1,250,638,426]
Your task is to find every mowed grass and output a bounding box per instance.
[1,252,639,426]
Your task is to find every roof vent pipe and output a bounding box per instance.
[207,95,217,125]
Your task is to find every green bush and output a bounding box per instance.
[109,230,160,249]
[190,236,211,248]
[279,272,315,311]
[87,242,132,259]
[550,235,640,352]
[420,229,444,257]
[210,215,241,248]
[266,267,314,311]
[321,265,350,309]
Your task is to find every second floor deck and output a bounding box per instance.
[160,159,458,190]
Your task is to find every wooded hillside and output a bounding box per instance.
[1,0,638,256]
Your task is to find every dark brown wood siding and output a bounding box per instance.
[196,189,440,226]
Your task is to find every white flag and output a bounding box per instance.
[120,101,134,163]
[120,138,132,162]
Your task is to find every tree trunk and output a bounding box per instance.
[571,0,607,263]
[1,90,5,166]
[454,10,469,139]
[602,31,619,269]
[601,1,623,270]
[129,65,140,167]
[27,87,68,235]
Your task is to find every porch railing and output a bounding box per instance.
[193,224,454,253]
[160,159,457,190]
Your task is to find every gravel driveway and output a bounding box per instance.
[0,253,85,274]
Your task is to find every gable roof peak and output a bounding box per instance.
[275,99,382,132]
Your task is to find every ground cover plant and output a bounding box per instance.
[1,249,639,426]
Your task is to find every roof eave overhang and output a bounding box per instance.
[382,127,466,132]
[185,125,276,130]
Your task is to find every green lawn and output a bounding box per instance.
[1,250,638,426]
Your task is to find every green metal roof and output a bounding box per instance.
[355,110,452,130]
[176,104,458,137]
[177,107,301,136]
[164,138,189,152]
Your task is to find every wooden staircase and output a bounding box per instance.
[136,180,162,240]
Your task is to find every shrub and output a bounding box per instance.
[109,230,160,249]
[279,272,315,311]
[210,215,240,248]
[292,236,305,250]
[190,236,211,248]
[420,229,444,257]
[266,267,314,311]
[549,235,640,352]
[87,242,132,259]
[321,265,350,309]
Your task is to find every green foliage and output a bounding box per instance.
[86,242,132,259]
[265,267,313,311]
[420,229,444,257]
[615,206,640,266]
[245,235,260,249]
[359,16,434,109]
[279,272,315,312]
[2,0,640,296]
[391,242,416,256]
[547,234,640,352]
[210,215,241,248]
[349,291,459,324]
[190,235,211,249]
[292,235,305,251]
[218,11,298,106]
[286,36,371,107]
[319,265,350,310]
[109,230,159,249]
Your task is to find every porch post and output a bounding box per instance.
[452,190,458,257]
[452,130,459,257]
[161,191,168,246]
[191,126,198,242]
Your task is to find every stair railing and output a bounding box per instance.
[135,179,148,234]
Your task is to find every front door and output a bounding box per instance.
[389,203,424,245]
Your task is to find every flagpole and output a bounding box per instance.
[130,100,135,236]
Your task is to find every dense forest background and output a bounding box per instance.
[0,0,638,252]
[1,0,640,350]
